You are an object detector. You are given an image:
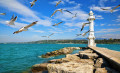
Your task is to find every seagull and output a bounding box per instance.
[41,33,54,38]
[7,14,17,25]
[110,4,120,13]
[81,22,90,31]
[30,0,37,7]
[48,33,54,37]
[50,9,72,17]
[13,21,38,34]
[77,30,90,37]
[56,0,62,7]
[0,13,6,15]
[52,21,63,26]
[72,13,77,18]
[100,8,110,10]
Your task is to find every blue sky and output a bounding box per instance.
[0,0,120,43]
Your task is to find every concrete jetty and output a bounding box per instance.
[90,47,120,72]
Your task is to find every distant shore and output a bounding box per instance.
[1,39,120,44]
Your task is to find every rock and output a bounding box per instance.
[31,63,48,73]
[48,59,64,64]
[41,47,80,58]
[79,49,93,53]
[95,68,107,73]
[94,58,103,68]
[47,62,94,73]
[66,54,80,61]
[79,52,98,59]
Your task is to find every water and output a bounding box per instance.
[0,44,120,73]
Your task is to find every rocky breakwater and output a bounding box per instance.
[32,47,120,73]
[41,47,81,58]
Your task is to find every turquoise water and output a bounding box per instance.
[0,44,120,73]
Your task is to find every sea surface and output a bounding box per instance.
[0,44,120,73]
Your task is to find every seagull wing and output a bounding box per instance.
[63,9,73,14]
[57,21,63,25]
[12,16,17,21]
[13,29,23,34]
[76,34,81,36]
[0,13,6,15]
[56,0,61,7]
[11,14,14,20]
[81,23,89,31]
[111,4,120,12]
[50,9,60,17]
[101,8,109,10]
[24,21,38,28]
[34,0,37,2]
[83,30,90,36]
[49,33,54,36]
[41,36,47,37]
[81,23,86,31]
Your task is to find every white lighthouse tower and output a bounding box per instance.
[87,11,96,47]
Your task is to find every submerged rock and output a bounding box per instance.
[31,63,48,73]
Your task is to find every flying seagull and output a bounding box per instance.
[77,30,90,37]
[110,4,120,13]
[13,21,38,34]
[56,0,62,7]
[7,14,17,25]
[0,13,6,15]
[81,22,90,31]
[50,9,72,17]
[30,0,37,7]
[72,13,77,18]
[41,33,54,38]
[52,21,63,26]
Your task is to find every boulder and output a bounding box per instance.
[95,68,107,73]
[41,47,80,58]
[94,58,103,68]
[31,63,48,73]
[79,49,93,53]
[47,62,94,73]
[66,54,80,61]
[79,52,98,59]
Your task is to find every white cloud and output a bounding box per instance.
[50,0,77,5]
[0,0,39,19]
[114,15,120,22]
[100,24,105,26]
[96,34,120,39]
[99,0,108,7]
[30,28,45,33]
[95,15,104,19]
[95,28,120,33]
[20,18,53,27]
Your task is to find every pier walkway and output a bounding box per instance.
[90,47,120,71]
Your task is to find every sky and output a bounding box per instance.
[0,0,120,43]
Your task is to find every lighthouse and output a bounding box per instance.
[87,11,96,47]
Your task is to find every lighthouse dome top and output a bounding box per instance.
[89,11,94,16]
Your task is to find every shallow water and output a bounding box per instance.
[0,44,120,73]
